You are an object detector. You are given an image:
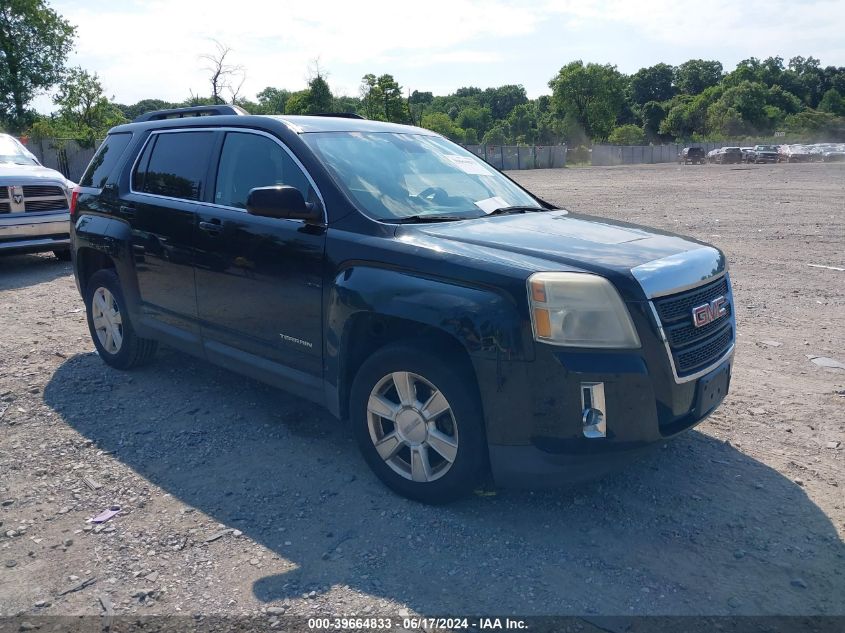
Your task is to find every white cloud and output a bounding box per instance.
[52,0,538,104]
[35,0,845,110]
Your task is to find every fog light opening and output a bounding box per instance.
[580,382,607,438]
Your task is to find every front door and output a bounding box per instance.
[193,130,326,400]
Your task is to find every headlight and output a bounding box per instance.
[527,272,640,348]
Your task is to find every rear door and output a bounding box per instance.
[193,129,326,400]
[121,130,217,344]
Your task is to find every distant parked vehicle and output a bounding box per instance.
[821,144,845,162]
[706,148,721,164]
[779,145,811,163]
[0,133,75,260]
[715,147,743,165]
[678,147,705,165]
[749,145,779,164]
[740,147,754,162]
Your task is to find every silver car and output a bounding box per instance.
[0,133,75,260]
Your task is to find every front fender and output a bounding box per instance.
[328,265,531,363]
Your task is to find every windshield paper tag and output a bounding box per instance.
[446,154,491,176]
[475,196,509,214]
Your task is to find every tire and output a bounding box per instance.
[349,343,486,503]
[85,269,158,369]
[53,249,71,261]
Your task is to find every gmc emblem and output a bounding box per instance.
[692,296,728,328]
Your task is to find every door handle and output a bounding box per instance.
[119,204,136,218]
[199,220,223,235]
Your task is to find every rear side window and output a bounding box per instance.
[80,133,132,188]
[134,131,215,201]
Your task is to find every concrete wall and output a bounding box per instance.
[465,145,567,170]
[591,140,781,166]
[24,138,101,183]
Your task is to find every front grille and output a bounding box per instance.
[653,276,734,377]
[0,201,9,213]
[665,302,732,347]
[675,326,733,373]
[0,188,8,199]
[22,185,64,198]
[24,199,68,212]
[654,277,729,323]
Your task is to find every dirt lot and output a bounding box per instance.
[1,162,843,622]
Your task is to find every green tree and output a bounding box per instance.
[420,112,463,141]
[549,61,626,140]
[608,124,645,145]
[360,73,407,122]
[766,85,802,114]
[675,59,723,95]
[115,99,174,121]
[818,88,845,116]
[34,67,125,141]
[284,90,310,115]
[641,101,668,140]
[305,73,333,114]
[480,84,528,120]
[0,0,75,131]
[629,63,675,106]
[256,87,291,114]
[710,80,769,132]
[456,106,492,137]
[481,124,508,146]
[506,103,536,144]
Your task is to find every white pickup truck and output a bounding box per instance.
[0,133,75,260]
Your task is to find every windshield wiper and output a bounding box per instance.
[385,214,470,224]
[486,205,547,216]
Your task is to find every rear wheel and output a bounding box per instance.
[350,343,486,503]
[85,269,157,369]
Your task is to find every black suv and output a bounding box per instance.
[678,147,705,165]
[71,106,735,502]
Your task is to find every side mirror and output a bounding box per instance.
[246,186,322,223]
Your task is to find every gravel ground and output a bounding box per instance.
[0,162,843,621]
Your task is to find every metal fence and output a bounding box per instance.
[591,139,787,166]
[465,145,567,170]
[25,137,566,182]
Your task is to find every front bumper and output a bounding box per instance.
[486,354,732,487]
[480,268,735,488]
[0,212,70,253]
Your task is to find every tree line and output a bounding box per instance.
[3,1,845,147]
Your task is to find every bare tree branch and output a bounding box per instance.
[199,39,245,105]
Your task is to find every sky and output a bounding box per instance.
[33,0,845,112]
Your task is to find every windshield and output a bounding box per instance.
[0,135,39,166]
[301,132,543,221]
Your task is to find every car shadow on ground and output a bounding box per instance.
[44,349,845,616]
[0,253,72,291]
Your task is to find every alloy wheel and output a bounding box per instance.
[366,371,459,483]
[91,287,123,354]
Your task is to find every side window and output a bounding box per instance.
[214,132,314,209]
[80,133,132,188]
[135,131,215,201]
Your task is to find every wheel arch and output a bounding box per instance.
[326,265,529,422]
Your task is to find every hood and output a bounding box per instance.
[406,210,724,299]
[0,162,74,187]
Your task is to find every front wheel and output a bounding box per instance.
[350,343,486,503]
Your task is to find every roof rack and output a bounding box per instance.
[308,112,365,119]
[133,104,248,122]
